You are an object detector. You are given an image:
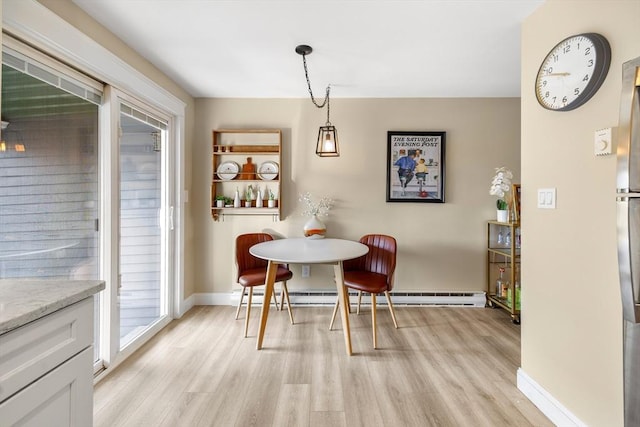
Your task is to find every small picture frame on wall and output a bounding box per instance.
[386,131,446,203]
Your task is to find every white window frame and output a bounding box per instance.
[3,0,188,376]
[112,89,175,363]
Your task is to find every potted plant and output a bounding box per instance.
[267,189,276,208]
[245,186,253,208]
[490,166,513,222]
[215,195,225,208]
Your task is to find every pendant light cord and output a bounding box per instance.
[302,53,332,125]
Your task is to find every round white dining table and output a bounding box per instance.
[250,237,369,356]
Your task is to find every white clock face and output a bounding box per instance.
[535,34,609,111]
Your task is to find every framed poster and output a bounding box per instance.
[386,131,446,203]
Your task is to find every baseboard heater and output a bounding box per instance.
[230,290,486,308]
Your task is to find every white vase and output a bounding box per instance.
[303,215,326,239]
[497,209,509,222]
[233,189,241,208]
[256,190,263,208]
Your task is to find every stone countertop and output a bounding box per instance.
[0,279,105,335]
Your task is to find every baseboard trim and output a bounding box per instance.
[192,292,233,306]
[191,290,486,307]
[180,293,195,316]
[517,368,586,427]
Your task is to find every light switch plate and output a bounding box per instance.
[594,127,613,156]
[537,188,556,209]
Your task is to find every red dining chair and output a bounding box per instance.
[235,233,294,337]
[329,234,398,349]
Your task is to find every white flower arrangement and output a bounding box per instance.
[489,166,513,210]
[299,192,334,217]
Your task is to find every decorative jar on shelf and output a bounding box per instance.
[303,215,326,239]
[233,188,241,208]
[497,209,509,222]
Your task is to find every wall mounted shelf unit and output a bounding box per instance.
[211,129,282,221]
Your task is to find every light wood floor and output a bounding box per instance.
[94,304,552,427]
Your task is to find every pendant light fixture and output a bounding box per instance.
[295,44,339,157]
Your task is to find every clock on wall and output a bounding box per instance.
[535,33,611,111]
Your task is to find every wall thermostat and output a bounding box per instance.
[595,127,613,156]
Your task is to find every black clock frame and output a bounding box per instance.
[535,32,611,112]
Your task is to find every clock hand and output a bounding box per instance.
[545,72,571,76]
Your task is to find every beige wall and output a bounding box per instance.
[193,98,521,294]
[521,1,640,425]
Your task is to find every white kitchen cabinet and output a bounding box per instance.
[0,347,93,426]
[0,296,96,426]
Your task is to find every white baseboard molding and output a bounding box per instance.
[180,293,196,316]
[192,292,234,306]
[190,290,486,307]
[517,368,586,427]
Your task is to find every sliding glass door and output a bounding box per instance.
[118,102,170,349]
[1,38,176,372]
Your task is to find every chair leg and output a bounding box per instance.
[272,288,280,310]
[385,291,399,329]
[329,295,339,330]
[274,283,285,311]
[282,282,294,325]
[244,287,253,338]
[371,293,377,349]
[357,291,362,315]
[235,287,246,320]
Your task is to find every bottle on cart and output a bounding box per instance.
[497,229,504,246]
[496,267,505,297]
[505,231,511,247]
[502,277,510,299]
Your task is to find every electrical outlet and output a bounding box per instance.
[301,265,310,278]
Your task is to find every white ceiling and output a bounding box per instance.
[71,0,544,99]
